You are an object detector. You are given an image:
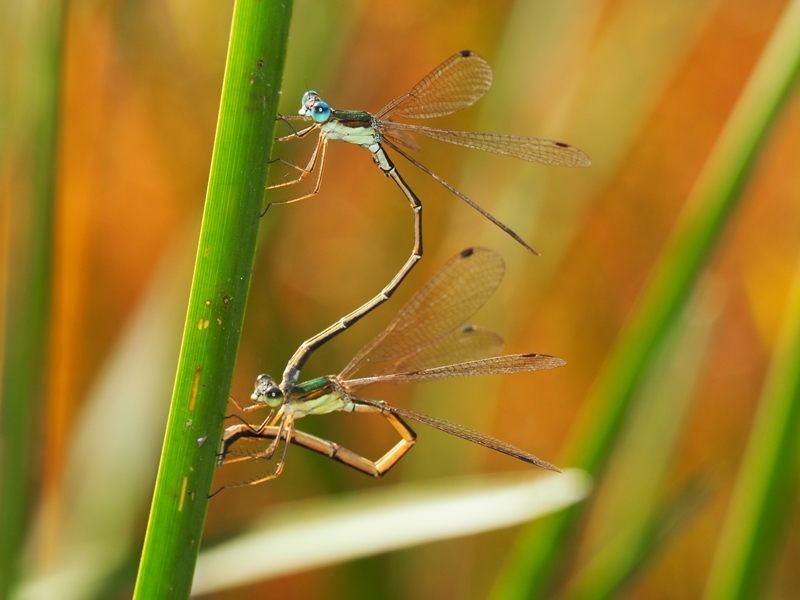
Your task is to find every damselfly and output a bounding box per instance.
[269,52,588,393]
[217,248,565,490]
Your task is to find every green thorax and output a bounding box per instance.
[331,109,372,127]
[291,375,336,400]
[287,375,352,417]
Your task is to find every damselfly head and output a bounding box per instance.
[251,374,284,407]
[299,90,331,124]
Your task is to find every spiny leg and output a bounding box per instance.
[217,410,276,466]
[275,115,316,141]
[267,116,322,189]
[261,137,329,217]
[266,132,326,192]
[210,424,284,496]
[266,133,322,190]
[211,420,296,495]
[238,418,295,487]
[221,410,274,431]
[218,422,272,467]
[225,395,273,417]
[219,409,285,466]
[275,114,316,136]
[244,415,287,461]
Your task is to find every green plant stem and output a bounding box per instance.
[490,0,800,597]
[0,1,64,597]
[703,217,800,597]
[132,2,292,598]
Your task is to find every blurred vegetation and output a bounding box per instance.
[0,0,64,596]
[1,0,800,599]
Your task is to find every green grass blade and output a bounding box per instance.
[0,1,64,596]
[490,1,800,597]
[131,2,292,598]
[558,280,718,600]
[702,234,800,598]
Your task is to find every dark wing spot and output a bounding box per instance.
[460,247,475,258]
[555,142,569,148]
[460,50,472,57]
[462,325,477,333]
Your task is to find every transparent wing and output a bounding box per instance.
[382,139,540,257]
[344,353,566,388]
[368,325,504,377]
[375,50,492,121]
[381,127,421,151]
[339,247,505,380]
[379,123,592,167]
[359,399,560,472]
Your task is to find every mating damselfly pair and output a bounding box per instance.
[215,51,589,489]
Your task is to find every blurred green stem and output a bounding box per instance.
[0,1,64,597]
[491,0,800,597]
[559,279,718,600]
[703,194,800,597]
[132,2,292,598]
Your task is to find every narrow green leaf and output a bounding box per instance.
[559,280,719,600]
[132,2,292,598]
[703,215,800,598]
[0,1,64,596]
[491,0,800,597]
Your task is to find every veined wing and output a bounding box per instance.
[375,50,492,121]
[382,126,421,151]
[359,399,560,472]
[344,353,566,388]
[339,247,505,380]
[368,325,504,377]
[379,122,592,167]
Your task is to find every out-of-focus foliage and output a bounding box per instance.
[0,0,63,595]
[2,0,800,598]
[193,470,590,596]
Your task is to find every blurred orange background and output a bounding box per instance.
[8,0,800,597]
